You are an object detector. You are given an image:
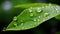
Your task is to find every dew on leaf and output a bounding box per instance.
[44,13,49,17]
[55,8,59,13]
[14,22,17,27]
[33,18,37,22]
[13,16,17,21]
[29,7,33,13]
[37,8,42,13]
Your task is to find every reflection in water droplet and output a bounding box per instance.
[37,8,42,12]
[13,16,17,21]
[44,13,49,17]
[33,19,36,22]
[30,13,33,17]
[29,7,32,13]
[2,1,12,11]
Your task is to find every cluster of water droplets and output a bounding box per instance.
[13,16,24,27]
[55,6,59,13]
[29,7,50,23]
[29,7,34,17]
[14,22,17,27]
[13,16,18,27]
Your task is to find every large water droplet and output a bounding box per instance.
[29,7,32,13]
[2,1,12,11]
[30,13,34,17]
[37,8,42,13]
[44,13,49,17]
[13,16,17,21]
[33,19,36,22]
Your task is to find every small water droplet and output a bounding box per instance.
[13,16,17,21]
[44,13,49,17]
[30,13,34,17]
[21,23,24,26]
[29,7,32,13]
[33,19,36,22]
[37,8,42,12]
[14,22,17,27]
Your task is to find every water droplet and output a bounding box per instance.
[30,13,34,17]
[38,16,40,18]
[14,22,17,27]
[21,23,24,26]
[44,13,49,17]
[37,8,42,12]
[29,7,32,13]
[2,1,12,11]
[33,19,36,22]
[55,8,59,13]
[13,16,17,21]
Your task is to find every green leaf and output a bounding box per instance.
[55,15,60,20]
[5,4,60,31]
[12,0,37,5]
